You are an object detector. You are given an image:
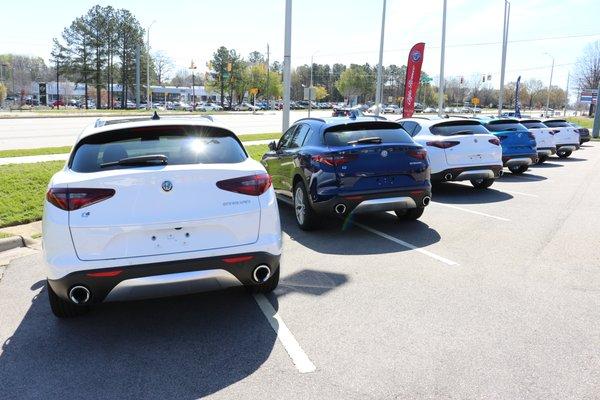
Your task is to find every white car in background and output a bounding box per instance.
[198,103,223,112]
[398,117,503,189]
[383,104,402,114]
[234,102,260,111]
[519,118,557,163]
[542,119,581,158]
[43,115,282,318]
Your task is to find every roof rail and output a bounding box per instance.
[94,118,106,128]
[295,117,326,123]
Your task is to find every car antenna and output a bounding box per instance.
[151,111,160,120]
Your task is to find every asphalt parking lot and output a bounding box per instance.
[1,142,599,399]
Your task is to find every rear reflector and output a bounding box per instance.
[86,270,123,277]
[216,174,272,196]
[312,153,358,166]
[426,141,459,149]
[46,188,115,211]
[489,138,500,146]
[222,255,254,264]
[407,149,427,159]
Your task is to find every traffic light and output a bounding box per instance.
[460,76,464,85]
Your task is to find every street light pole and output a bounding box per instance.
[375,0,387,116]
[282,0,292,132]
[544,53,554,117]
[309,52,317,118]
[146,20,156,110]
[498,0,510,116]
[190,60,197,111]
[563,72,569,116]
[437,0,447,117]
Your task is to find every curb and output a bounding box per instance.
[0,236,25,252]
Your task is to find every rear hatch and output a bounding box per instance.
[543,120,580,145]
[485,120,537,156]
[322,121,428,192]
[65,124,264,261]
[520,120,555,148]
[427,120,501,166]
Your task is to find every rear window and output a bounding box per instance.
[430,121,489,136]
[70,125,247,173]
[485,121,528,132]
[520,121,547,129]
[543,120,569,128]
[324,122,412,146]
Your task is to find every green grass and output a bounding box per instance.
[245,144,269,161]
[0,232,12,239]
[238,132,281,142]
[567,116,594,129]
[0,161,65,228]
[0,146,72,158]
[31,232,42,239]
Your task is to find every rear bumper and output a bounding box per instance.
[537,147,556,156]
[502,155,538,166]
[556,144,580,152]
[431,165,503,182]
[47,251,280,304]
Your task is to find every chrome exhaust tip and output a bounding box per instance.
[253,265,272,283]
[334,203,347,215]
[422,196,431,206]
[444,173,453,181]
[68,285,90,305]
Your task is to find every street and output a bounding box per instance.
[0,110,332,150]
[1,142,598,399]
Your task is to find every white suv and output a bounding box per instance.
[398,117,503,189]
[519,119,556,163]
[43,115,282,318]
[542,119,580,158]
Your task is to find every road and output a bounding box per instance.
[0,110,332,150]
[1,143,599,399]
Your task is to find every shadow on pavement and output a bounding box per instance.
[551,157,587,162]
[497,172,547,183]
[279,202,441,256]
[432,182,513,204]
[530,162,563,169]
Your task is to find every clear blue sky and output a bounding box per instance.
[4,0,600,94]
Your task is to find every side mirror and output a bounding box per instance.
[268,141,277,151]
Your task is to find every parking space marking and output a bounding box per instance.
[351,221,459,266]
[498,188,539,198]
[253,293,316,374]
[431,202,511,222]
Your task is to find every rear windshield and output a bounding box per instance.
[485,121,528,132]
[543,120,569,128]
[70,125,247,173]
[324,122,412,146]
[430,121,489,136]
[520,121,547,129]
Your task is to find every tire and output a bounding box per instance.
[508,165,528,175]
[293,181,319,230]
[395,207,425,221]
[470,178,495,189]
[537,155,548,164]
[252,266,280,293]
[47,280,89,318]
[557,150,572,158]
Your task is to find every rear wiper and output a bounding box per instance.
[502,128,518,131]
[447,130,474,136]
[100,154,168,168]
[347,137,383,144]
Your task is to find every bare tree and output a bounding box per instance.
[574,40,600,114]
[154,51,174,85]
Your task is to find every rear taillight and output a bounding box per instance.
[407,148,427,160]
[527,132,536,140]
[46,188,115,211]
[216,174,272,196]
[426,140,459,149]
[497,135,508,141]
[550,129,559,135]
[311,153,358,166]
[489,138,500,146]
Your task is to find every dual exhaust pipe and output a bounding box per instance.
[253,264,272,283]
[69,285,91,305]
[334,196,431,215]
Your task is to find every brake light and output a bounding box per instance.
[222,255,254,264]
[550,129,559,135]
[86,270,123,277]
[216,174,272,196]
[489,138,500,146]
[311,153,358,166]
[426,140,459,149]
[407,149,427,159]
[46,188,115,211]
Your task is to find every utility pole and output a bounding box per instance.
[374,0,387,116]
[563,72,569,116]
[309,53,315,118]
[56,59,60,110]
[146,20,156,110]
[544,53,554,117]
[282,0,292,132]
[135,45,141,108]
[266,43,270,109]
[437,0,447,117]
[592,80,600,138]
[498,0,510,116]
[190,60,197,111]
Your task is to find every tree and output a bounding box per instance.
[207,46,230,106]
[574,40,600,115]
[248,51,265,65]
[524,79,544,109]
[0,83,6,105]
[170,69,193,87]
[314,85,328,101]
[154,51,174,85]
[335,65,374,104]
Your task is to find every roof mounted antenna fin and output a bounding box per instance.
[151,111,160,120]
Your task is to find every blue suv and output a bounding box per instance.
[481,118,538,175]
[262,117,431,230]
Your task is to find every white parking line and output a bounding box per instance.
[351,221,459,266]
[431,202,511,222]
[253,293,316,374]
[498,188,539,198]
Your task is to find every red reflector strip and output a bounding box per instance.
[410,190,424,195]
[86,270,123,277]
[222,255,254,264]
[344,195,363,200]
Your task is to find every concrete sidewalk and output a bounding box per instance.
[0,139,273,165]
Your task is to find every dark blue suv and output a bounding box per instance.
[482,118,538,175]
[262,117,431,230]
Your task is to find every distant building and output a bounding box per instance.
[148,85,220,103]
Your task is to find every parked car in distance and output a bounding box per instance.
[542,119,580,158]
[43,115,282,318]
[50,100,65,108]
[398,117,502,188]
[383,104,402,114]
[423,107,436,113]
[567,122,591,144]
[332,107,364,117]
[198,102,223,112]
[414,103,424,113]
[519,119,557,163]
[234,102,260,111]
[481,118,538,174]
[261,117,431,230]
